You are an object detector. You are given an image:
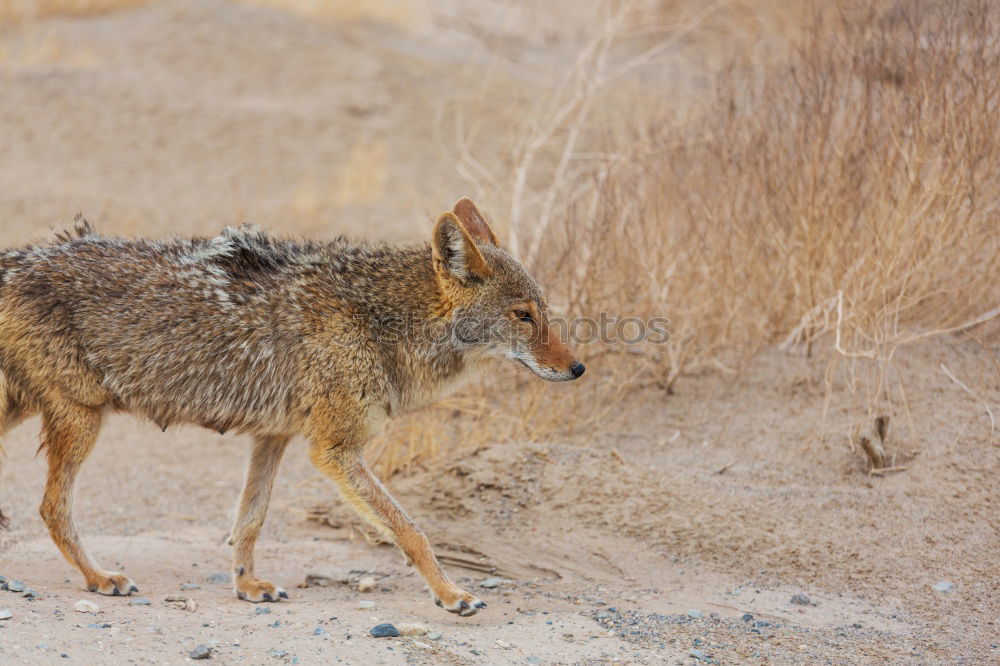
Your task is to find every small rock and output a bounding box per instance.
[398,622,429,636]
[269,619,280,628]
[369,623,400,638]
[496,639,511,649]
[412,641,432,649]
[932,581,954,593]
[479,577,506,589]
[206,573,229,585]
[180,583,201,590]
[741,613,754,622]
[303,573,338,588]
[427,631,443,640]
[313,626,328,637]
[74,600,99,614]
[189,644,211,660]
[5,580,25,593]
[690,648,707,661]
[525,658,542,665]
[129,598,151,606]
[255,607,271,615]
[357,576,376,593]
[0,609,11,620]
[358,600,375,610]
[790,593,811,606]
[22,588,37,600]
[267,649,288,658]
[686,609,704,619]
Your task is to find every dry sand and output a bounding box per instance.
[0,1,997,664]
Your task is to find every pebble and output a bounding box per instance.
[526,658,541,665]
[189,645,211,660]
[790,593,811,605]
[357,576,376,593]
[932,581,954,593]
[687,609,704,619]
[427,631,443,640]
[130,598,151,606]
[5,580,25,593]
[0,609,11,620]
[256,607,271,615]
[313,626,328,637]
[496,639,511,649]
[358,600,375,610]
[180,583,201,590]
[479,577,506,589]
[369,623,400,638]
[74,600,99,614]
[22,589,37,600]
[207,573,229,585]
[741,613,754,622]
[398,622,429,636]
[412,641,432,649]
[268,649,288,658]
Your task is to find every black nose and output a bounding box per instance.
[570,361,585,378]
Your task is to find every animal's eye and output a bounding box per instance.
[513,309,534,323]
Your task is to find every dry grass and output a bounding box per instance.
[372,0,1000,476]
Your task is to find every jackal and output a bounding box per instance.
[0,199,583,615]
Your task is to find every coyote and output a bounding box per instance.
[0,199,583,615]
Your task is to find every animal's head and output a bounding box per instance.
[431,198,585,382]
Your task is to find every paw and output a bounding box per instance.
[86,572,139,597]
[234,576,287,603]
[433,587,487,617]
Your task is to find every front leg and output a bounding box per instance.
[229,436,290,602]
[309,440,486,616]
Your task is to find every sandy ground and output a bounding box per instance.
[0,1,998,664]
[0,341,996,664]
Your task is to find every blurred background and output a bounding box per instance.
[0,1,997,662]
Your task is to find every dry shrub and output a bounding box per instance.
[374,0,999,475]
[0,0,148,22]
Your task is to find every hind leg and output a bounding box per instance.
[228,435,290,602]
[39,404,137,596]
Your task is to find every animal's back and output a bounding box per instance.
[0,225,315,434]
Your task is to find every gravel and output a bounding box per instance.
[932,581,955,593]
[74,600,99,614]
[206,573,229,585]
[790,593,812,605]
[5,580,25,593]
[479,577,507,589]
[189,644,212,659]
[369,623,400,638]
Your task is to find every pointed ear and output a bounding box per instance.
[432,212,492,282]
[453,197,499,246]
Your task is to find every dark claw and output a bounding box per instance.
[278,590,288,599]
[112,587,121,597]
[87,584,97,593]
[474,600,486,608]
[458,600,470,613]
[434,599,443,608]
[237,591,247,601]
[129,585,139,594]
[263,592,273,602]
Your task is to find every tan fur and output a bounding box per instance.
[0,200,582,614]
